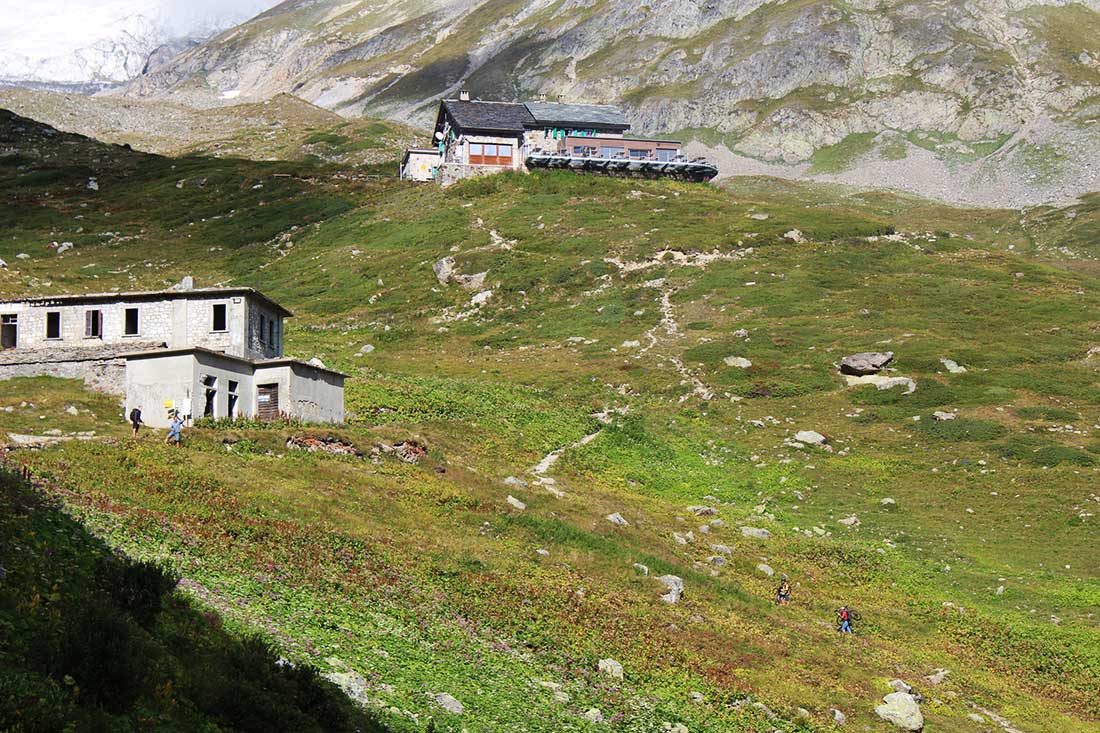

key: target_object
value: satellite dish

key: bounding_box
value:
[435,131,444,140]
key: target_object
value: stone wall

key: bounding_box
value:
[0,344,151,396]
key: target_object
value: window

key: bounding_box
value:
[227,380,239,419]
[268,319,275,350]
[600,146,625,159]
[629,148,650,160]
[1,314,17,350]
[469,141,513,166]
[124,307,139,336]
[45,312,61,340]
[212,303,227,332]
[259,314,267,344]
[84,310,102,339]
[656,148,677,162]
[573,145,597,157]
[201,374,217,418]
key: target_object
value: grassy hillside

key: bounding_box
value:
[2,109,1100,732]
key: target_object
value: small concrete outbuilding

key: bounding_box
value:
[0,281,345,427]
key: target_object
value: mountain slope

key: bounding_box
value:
[119,0,1100,205]
[3,108,1100,732]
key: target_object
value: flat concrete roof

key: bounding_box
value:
[1,287,293,317]
[121,346,349,378]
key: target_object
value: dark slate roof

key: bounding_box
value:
[440,100,535,133]
[524,101,630,130]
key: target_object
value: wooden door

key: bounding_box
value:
[256,384,279,421]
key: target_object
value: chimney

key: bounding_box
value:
[459,89,470,101]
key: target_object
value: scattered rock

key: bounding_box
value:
[875,692,923,731]
[378,440,426,464]
[840,351,894,376]
[431,692,464,715]
[924,668,949,685]
[748,213,770,220]
[757,563,774,577]
[358,344,375,355]
[832,708,848,725]
[65,405,79,416]
[454,271,488,291]
[940,358,967,374]
[838,515,860,527]
[433,257,456,284]
[536,548,550,557]
[967,713,986,723]
[995,585,1005,595]
[598,658,624,680]
[723,356,752,368]
[323,668,372,707]
[86,178,99,191]
[308,357,327,368]
[621,340,641,348]
[888,680,913,694]
[657,574,684,604]
[470,290,494,307]
[16,253,29,260]
[932,410,956,421]
[783,229,806,243]
[606,512,629,526]
[632,563,649,576]
[506,495,526,510]
[287,435,362,456]
[741,526,771,540]
[844,374,916,393]
[794,430,827,445]
[881,497,897,507]
[690,691,705,703]
[584,708,604,722]
[688,505,718,516]
[504,476,528,489]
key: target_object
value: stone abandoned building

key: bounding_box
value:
[0,282,345,427]
[400,93,718,184]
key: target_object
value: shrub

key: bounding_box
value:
[914,417,1008,442]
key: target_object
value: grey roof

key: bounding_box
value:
[1,287,293,317]
[440,100,535,133]
[524,101,630,130]
[123,346,349,378]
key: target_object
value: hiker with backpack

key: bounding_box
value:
[775,576,792,606]
[129,406,144,437]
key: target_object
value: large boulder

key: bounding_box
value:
[598,658,624,680]
[875,692,924,731]
[433,256,456,285]
[840,352,894,376]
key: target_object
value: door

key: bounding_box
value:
[256,384,279,421]
[0,315,17,350]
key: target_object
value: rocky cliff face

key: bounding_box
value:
[120,0,1100,205]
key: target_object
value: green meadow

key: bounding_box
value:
[1,108,1099,732]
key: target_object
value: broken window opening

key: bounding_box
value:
[45,312,61,340]
[212,303,227,332]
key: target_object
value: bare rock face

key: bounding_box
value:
[839,352,894,376]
